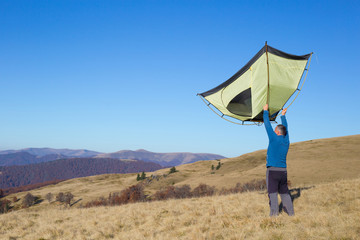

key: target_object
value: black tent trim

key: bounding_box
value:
[198,94,265,125]
[198,44,311,97]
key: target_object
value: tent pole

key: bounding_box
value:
[265,41,270,106]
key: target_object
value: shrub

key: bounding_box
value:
[216,161,221,170]
[0,199,11,213]
[0,189,3,198]
[174,185,192,199]
[218,187,231,195]
[56,192,65,202]
[153,184,192,201]
[169,167,177,174]
[135,172,146,181]
[56,192,74,205]
[22,193,36,208]
[85,198,107,208]
[118,184,145,204]
[107,192,120,206]
[85,184,145,207]
[192,184,216,197]
[240,179,266,192]
[220,179,267,195]
[83,179,267,208]
[154,186,176,200]
[45,193,53,202]
[64,192,74,206]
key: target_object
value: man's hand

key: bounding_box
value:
[281,108,287,115]
[263,104,268,111]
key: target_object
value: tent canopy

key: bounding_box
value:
[198,44,312,123]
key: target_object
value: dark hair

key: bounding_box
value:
[276,124,287,135]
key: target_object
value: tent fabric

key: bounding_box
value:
[198,44,311,123]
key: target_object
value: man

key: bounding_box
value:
[263,104,294,216]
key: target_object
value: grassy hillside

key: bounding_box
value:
[177,134,360,186]
[0,135,359,239]
[3,134,360,206]
[145,134,360,192]
[0,177,359,239]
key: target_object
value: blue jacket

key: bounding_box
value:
[263,110,289,168]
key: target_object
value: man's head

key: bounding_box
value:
[275,124,287,136]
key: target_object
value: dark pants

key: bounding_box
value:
[266,167,294,216]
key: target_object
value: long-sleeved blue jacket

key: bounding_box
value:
[263,110,289,168]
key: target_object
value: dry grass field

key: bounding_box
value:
[0,177,359,240]
[0,134,359,239]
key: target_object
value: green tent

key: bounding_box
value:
[198,43,312,124]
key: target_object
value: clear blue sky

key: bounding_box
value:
[0,0,359,157]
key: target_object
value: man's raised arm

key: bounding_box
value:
[263,104,275,139]
[280,108,288,129]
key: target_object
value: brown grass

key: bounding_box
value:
[145,134,360,191]
[0,177,359,240]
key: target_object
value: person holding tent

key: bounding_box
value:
[263,104,294,216]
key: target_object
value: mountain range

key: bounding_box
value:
[0,148,225,167]
[95,149,225,166]
[0,148,100,158]
[0,158,162,189]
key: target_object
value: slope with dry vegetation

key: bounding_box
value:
[0,134,359,239]
[0,178,359,240]
[1,134,359,208]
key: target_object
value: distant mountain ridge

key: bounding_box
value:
[95,149,225,166]
[0,148,101,158]
[0,148,225,167]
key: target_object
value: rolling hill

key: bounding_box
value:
[149,134,360,189]
[2,134,359,204]
[1,135,360,239]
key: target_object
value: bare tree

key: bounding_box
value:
[0,199,10,213]
[56,192,65,202]
[64,192,74,206]
[22,193,36,208]
[45,193,53,202]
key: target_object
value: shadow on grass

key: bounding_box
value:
[279,186,314,213]
[34,197,43,205]
[70,198,82,207]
